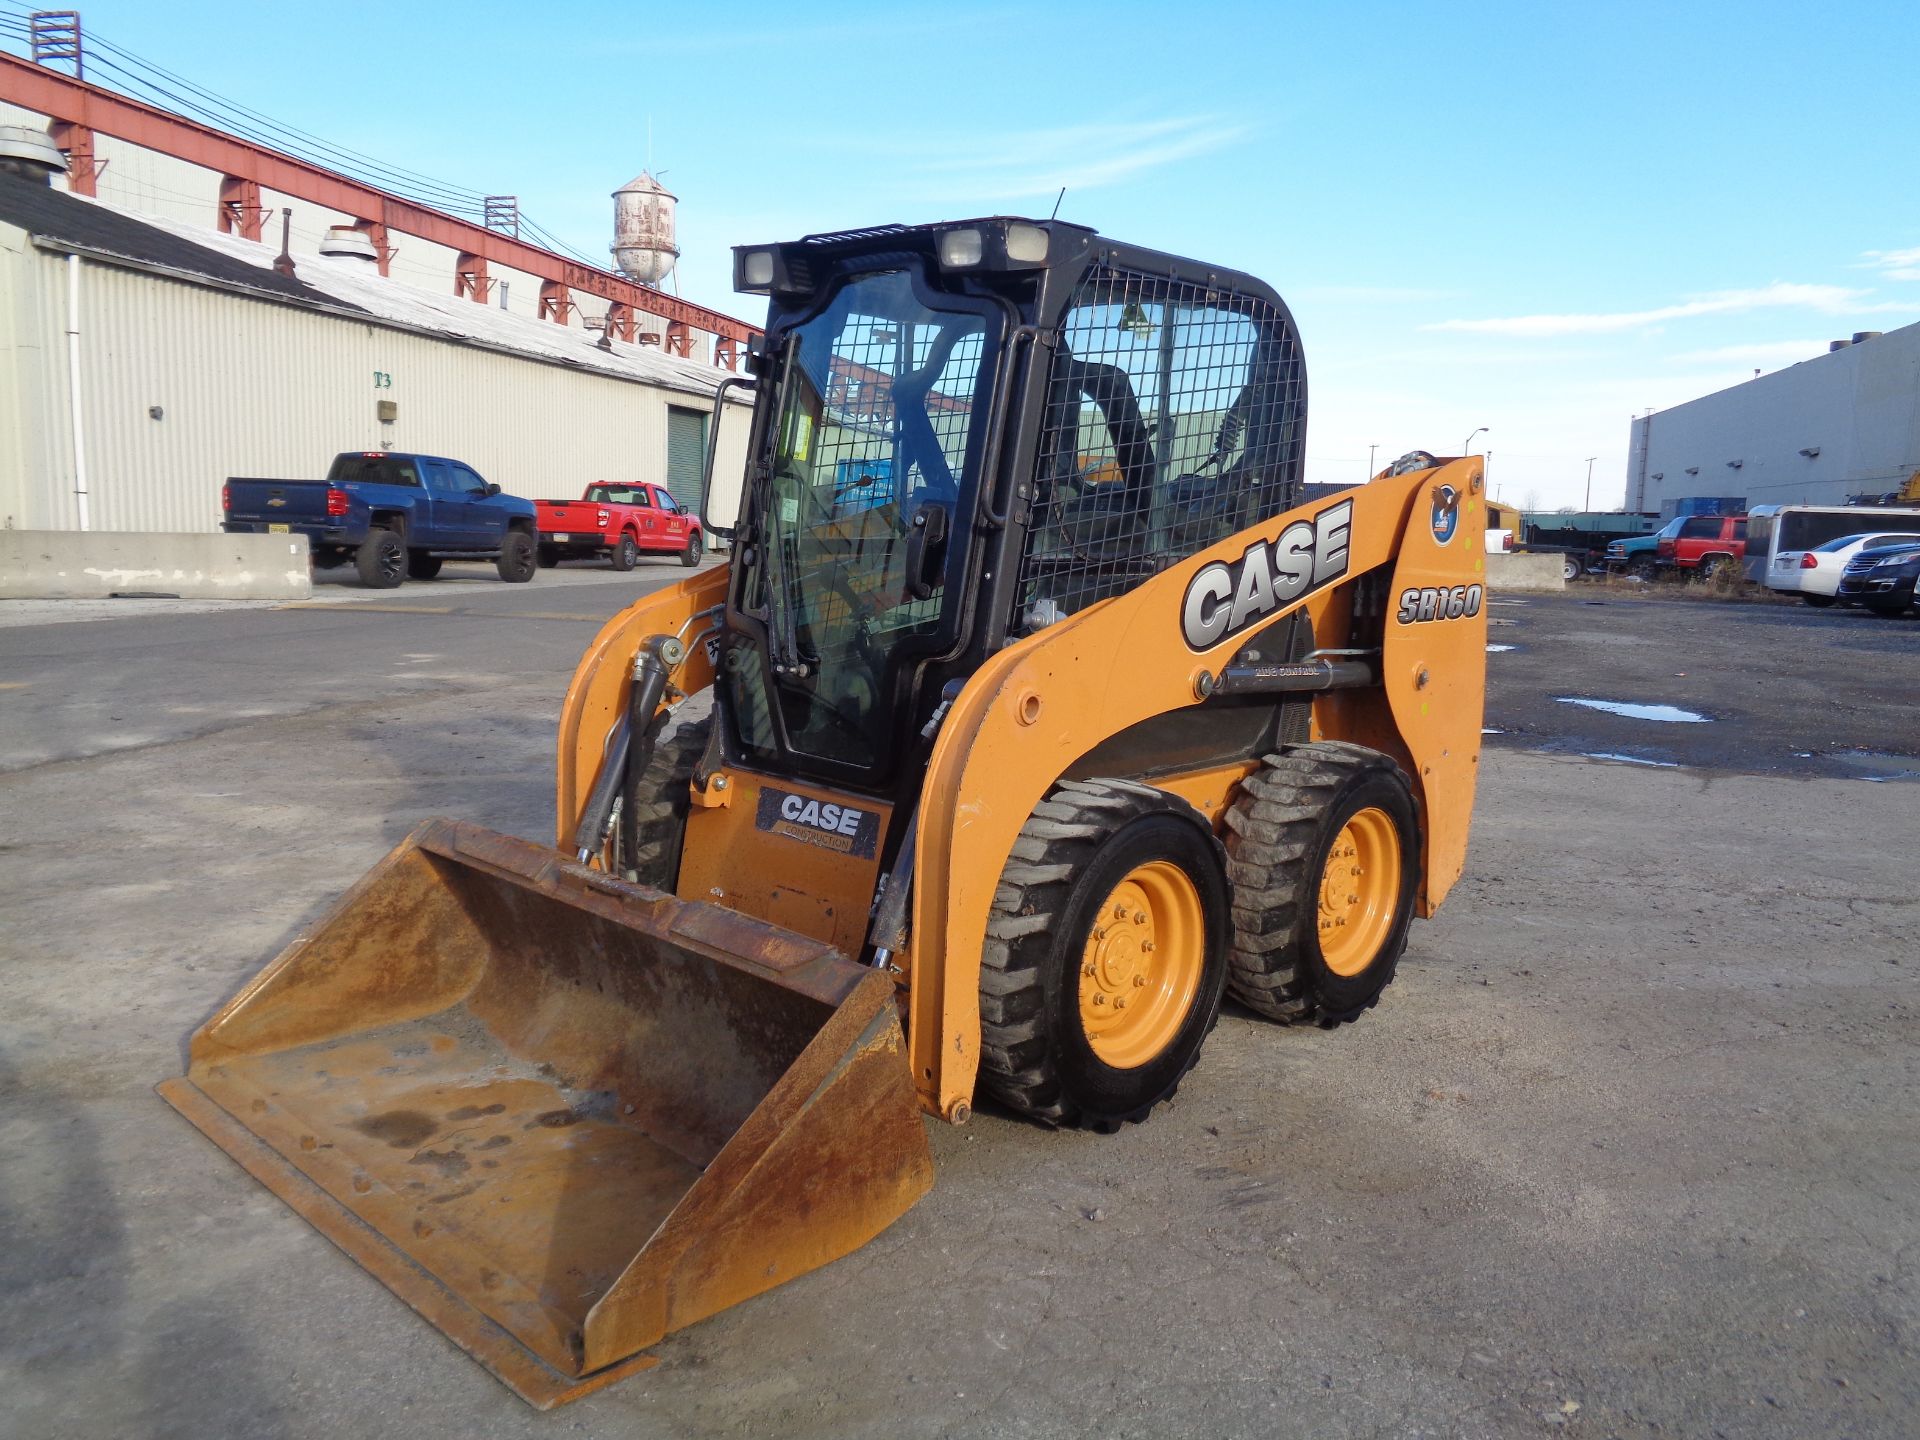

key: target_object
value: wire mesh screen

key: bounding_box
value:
[1014,266,1304,632]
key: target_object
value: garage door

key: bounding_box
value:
[665,407,708,514]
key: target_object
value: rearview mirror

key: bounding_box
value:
[486,483,501,497]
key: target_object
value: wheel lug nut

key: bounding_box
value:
[1133,911,1147,925]
[1093,993,1107,1006]
[1141,940,1155,953]
[1093,926,1107,941]
[1114,903,1128,919]
[1133,974,1146,987]
[1083,962,1097,977]
[1113,996,1127,1009]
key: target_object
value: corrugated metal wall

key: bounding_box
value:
[1,243,742,534]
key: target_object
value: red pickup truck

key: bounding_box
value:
[534,482,703,570]
[1656,513,1747,580]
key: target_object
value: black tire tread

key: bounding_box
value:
[979,777,1225,1129]
[1222,743,1412,1026]
[621,715,711,889]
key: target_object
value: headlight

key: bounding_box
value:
[736,248,777,292]
[937,228,984,269]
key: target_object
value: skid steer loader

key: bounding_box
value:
[160,217,1487,1407]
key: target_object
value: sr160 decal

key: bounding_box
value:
[1396,583,1483,624]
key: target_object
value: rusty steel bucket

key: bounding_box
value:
[157,819,933,1408]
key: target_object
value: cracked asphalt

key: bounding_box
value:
[1,578,1914,1438]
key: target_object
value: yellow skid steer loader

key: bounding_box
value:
[161,218,1487,1407]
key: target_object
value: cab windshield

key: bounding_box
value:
[730,269,997,771]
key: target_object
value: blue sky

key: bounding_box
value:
[11,0,1919,508]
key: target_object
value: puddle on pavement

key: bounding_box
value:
[1556,698,1710,723]
[1481,727,1504,735]
[1487,644,1515,653]
[1582,752,1680,768]
[1824,751,1920,783]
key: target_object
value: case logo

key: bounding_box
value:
[755,786,881,859]
[1181,500,1353,651]
[1430,484,1460,545]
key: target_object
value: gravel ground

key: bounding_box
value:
[0,585,1913,1439]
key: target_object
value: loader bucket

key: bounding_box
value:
[157,820,933,1409]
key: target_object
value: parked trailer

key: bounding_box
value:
[1746,504,1920,585]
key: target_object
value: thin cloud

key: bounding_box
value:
[1425,282,1875,337]
[1668,340,1828,365]
[1861,245,1920,281]
[880,116,1250,202]
[612,13,1009,55]
[1294,284,1458,304]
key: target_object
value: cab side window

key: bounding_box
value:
[1016,272,1303,626]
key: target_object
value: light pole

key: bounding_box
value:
[1584,456,1597,512]
[1463,426,1488,455]
[1368,443,1378,478]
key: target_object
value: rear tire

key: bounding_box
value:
[496,529,537,583]
[1801,593,1834,608]
[355,528,405,589]
[979,779,1230,1131]
[1562,554,1582,583]
[619,716,711,889]
[536,544,560,568]
[681,532,704,568]
[406,552,443,580]
[611,534,639,571]
[1223,743,1420,1026]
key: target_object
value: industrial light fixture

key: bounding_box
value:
[1726,459,1743,469]
[1684,466,1700,476]
[1117,301,1155,339]
[1650,472,1663,481]
[1799,446,1821,458]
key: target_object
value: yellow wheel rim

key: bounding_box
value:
[1317,807,1401,977]
[1077,860,1204,1070]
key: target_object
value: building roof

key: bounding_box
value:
[0,168,355,311]
[0,169,744,402]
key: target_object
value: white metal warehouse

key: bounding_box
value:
[1626,322,1920,516]
[0,166,751,535]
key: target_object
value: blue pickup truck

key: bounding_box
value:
[223,452,539,588]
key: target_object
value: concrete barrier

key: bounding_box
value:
[0,531,312,600]
[1485,552,1566,593]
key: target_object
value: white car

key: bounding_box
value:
[1771,532,1920,605]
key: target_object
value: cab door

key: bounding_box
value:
[651,485,691,546]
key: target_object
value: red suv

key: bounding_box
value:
[1656,514,1747,580]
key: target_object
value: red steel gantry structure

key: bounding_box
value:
[0,50,754,368]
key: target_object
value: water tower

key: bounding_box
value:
[611,171,678,287]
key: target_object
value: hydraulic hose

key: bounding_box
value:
[571,634,686,865]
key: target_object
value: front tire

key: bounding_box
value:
[979,779,1231,1131]
[355,528,405,589]
[1224,743,1420,1026]
[1627,556,1657,581]
[1866,597,1911,617]
[611,534,639,571]
[619,716,710,888]
[496,529,536,583]
[681,531,704,568]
